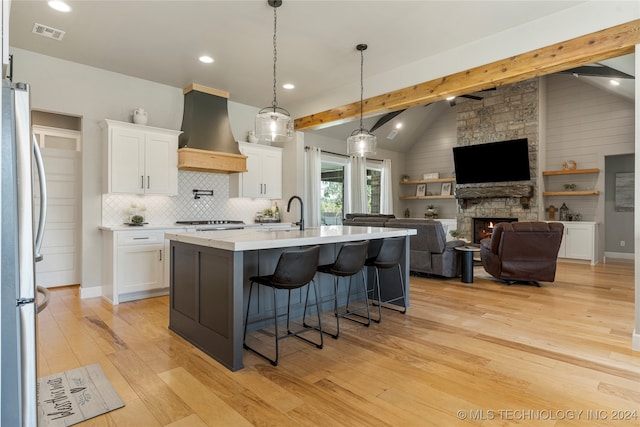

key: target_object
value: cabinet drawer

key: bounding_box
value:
[117,230,165,246]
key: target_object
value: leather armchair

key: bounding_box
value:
[480,221,564,285]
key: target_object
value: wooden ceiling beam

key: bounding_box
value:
[294,19,639,131]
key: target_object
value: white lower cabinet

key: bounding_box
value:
[102,228,182,304]
[557,221,597,265]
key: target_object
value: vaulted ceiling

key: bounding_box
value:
[8,1,637,151]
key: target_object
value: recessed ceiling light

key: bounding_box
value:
[395,122,402,129]
[199,56,214,64]
[48,1,71,12]
[282,83,295,90]
[609,79,620,86]
[446,96,456,101]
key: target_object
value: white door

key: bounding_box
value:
[33,126,82,288]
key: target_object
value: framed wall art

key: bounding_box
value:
[615,172,634,212]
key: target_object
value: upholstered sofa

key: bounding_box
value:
[480,221,564,284]
[385,218,464,278]
[342,215,463,277]
[343,213,396,226]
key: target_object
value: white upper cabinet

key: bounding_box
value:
[230,142,282,199]
[102,119,181,195]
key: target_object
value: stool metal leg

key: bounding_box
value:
[343,270,371,327]
[369,264,407,323]
[243,281,255,348]
[244,281,324,367]
[310,270,370,339]
[242,281,280,366]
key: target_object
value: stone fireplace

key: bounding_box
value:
[454,79,540,240]
[473,217,518,243]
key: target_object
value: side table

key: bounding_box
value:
[454,245,481,283]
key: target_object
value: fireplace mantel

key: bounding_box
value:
[455,184,533,209]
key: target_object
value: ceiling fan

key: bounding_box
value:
[369,88,494,133]
[446,87,497,106]
[446,93,483,107]
[557,64,634,79]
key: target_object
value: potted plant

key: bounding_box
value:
[126,203,146,225]
[425,204,437,219]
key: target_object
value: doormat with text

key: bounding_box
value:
[37,363,124,427]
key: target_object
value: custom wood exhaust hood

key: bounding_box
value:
[178,147,247,174]
[178,84,247,174]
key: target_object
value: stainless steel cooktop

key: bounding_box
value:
[175,220,245,225]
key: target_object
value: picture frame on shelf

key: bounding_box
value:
[441,182,452,195]
[416,184,426,197]
[423,172,439,180]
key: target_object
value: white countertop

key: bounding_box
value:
[99,223,293,232]
[165,225,417,252]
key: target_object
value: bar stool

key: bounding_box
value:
[365,236,407,322]
[311,240,370,339]
[243,245,322,366]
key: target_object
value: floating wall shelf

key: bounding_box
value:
[399,195,456,200]
[400,177,456,185]
[542,190,600,196]
[542,168,600,176]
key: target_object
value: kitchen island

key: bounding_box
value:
[165,225,417,371]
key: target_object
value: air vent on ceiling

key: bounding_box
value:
[386,129,399,140]
[32,23,65,41]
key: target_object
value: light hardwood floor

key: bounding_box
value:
[37,260,639,426]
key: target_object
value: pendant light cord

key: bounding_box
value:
[358,47,364,131]
[272,5,278,111]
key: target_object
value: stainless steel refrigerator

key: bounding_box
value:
[2,80,48,426]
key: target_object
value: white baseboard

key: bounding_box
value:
[80,286,102,299]
[633,329,640,351]
[604,251,634,261]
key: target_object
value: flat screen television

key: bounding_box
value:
[452,138,531,184]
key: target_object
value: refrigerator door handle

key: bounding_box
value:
[33,135,47,262]
[36,285,51,313]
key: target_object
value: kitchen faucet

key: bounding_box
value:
[287,196,304,231]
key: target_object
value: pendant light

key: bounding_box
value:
[255,0,293,143]
[347,43,377,157]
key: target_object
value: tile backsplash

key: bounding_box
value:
[102,170,273,226]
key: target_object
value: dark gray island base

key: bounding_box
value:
[166,226,415,371]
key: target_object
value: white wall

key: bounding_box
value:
[11,48,271,295]
[11,48,183,294]
[634,47,640,351]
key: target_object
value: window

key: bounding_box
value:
[320,153,381,223]
[320,157,345,225]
